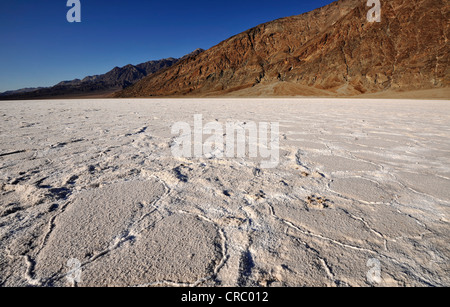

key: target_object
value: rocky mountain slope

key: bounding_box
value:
[116,0,449,97]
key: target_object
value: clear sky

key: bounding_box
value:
[0,0,335,92]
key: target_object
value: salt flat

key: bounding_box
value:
[0,98,449,287]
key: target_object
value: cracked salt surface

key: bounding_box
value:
[0,98,449,287]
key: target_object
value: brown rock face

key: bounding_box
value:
[117,0,449,97]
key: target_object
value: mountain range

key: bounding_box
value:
[1,0,448,100]
[0,49,204,100]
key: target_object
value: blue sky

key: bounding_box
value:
[0,0,335,92]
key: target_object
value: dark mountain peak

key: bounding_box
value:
[191,48,205,54]
[55,79,82,87]
[179,48,205,61]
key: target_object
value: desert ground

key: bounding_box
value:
[0,98,449,287]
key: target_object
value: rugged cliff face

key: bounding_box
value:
[117,0,449,97]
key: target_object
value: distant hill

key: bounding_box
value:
[116,0,449,98]
[0,48,204,100]
[0,87,45,97]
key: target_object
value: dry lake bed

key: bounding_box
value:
[0,98,449,287]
